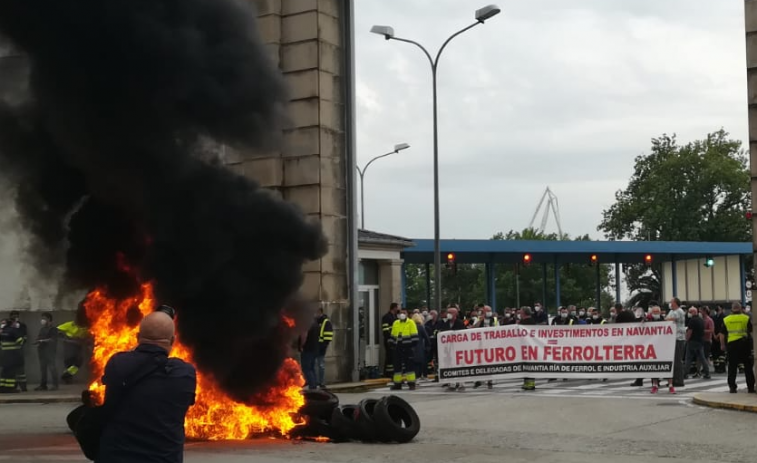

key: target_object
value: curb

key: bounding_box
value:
[692,396,757,413]
[0,395,80,405]
[327,381,388,394]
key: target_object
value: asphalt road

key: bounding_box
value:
[0,390,752,463]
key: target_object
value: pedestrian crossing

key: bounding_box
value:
[370,375,735,400]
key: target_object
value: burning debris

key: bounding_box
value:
[0,0,327,438]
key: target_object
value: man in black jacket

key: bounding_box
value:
[98,311,196,463]
[437,307,465,390]
[519,307,537,390]
[381,303,399,378]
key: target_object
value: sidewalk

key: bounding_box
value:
[0,379,389,404]
[0,384,81,404]
[693,392,757,413]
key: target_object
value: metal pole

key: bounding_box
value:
[744,0,757,380]
[515,264,521,308]
[595,263,601,309]
[541,263,547,311]
[359,170,365,229]
[615,259,621,304]
[432,65,442,313]
[554,259,561,309]
[425,263,431,306]
[671,255,677,298]
[342,0,360,383]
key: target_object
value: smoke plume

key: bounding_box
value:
[0,0,327,402]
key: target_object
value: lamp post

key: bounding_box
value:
[371,4,501,311]
[357,143,410,230]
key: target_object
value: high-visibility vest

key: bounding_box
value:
[723,313,751,343]
[390,319,418,347]
[319,318,333,344]
[57,321,88,339]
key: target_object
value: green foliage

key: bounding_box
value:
[403,228,614,314]
[598,129,751,305]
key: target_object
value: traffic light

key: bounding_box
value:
[704,256,714,268]
[523,253,532,267]
[644,254,653,266]
[589,254,598,267]
[445,252,457,274]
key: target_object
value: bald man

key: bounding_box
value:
[97,311,197,463]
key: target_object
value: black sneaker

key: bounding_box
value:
[730,388,738,393]
[473,381,482,389]
[703,375,711,380]
[631,379,643,387]
[34,385,48,391]
[389,384,402,391]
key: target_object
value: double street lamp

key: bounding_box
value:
[370,4,501,312]
[357,143,410,230]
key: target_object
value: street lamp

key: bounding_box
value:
[370,4,501,312]
[357,143,410,229]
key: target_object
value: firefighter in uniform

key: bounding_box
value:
[381,303,399,378]
[0,312,26,393]
[720,302,755,393]
[58,304,90,384]
[389,309,419,391]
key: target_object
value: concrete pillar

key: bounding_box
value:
[234,0,350,382]
[378,259,403,312]
[743,0,757,373]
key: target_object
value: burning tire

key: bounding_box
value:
[299,389,339,420]
[290,417,343,442]
[372,395,420,443]
[329,404,362,441]
[353,398,384,442]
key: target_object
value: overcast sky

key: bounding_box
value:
[354,0,748,240]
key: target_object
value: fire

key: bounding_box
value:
[85,283,305,440]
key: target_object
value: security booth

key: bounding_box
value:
[356,229,414,379]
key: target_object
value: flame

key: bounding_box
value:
[282,316,295,328]
[85,283,306,440]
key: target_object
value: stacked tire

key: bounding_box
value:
[292,390,420,443]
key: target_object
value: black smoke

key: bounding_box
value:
[0,0,327,402]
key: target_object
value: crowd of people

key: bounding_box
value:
[380,298,755,394]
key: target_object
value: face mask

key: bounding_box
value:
[422,311,428,317]
[560,313,567,318]
[0,323,5,329]
[652,314,661,320]
[570,311,576,316]
[592,315,598,320]
[535,306,541,312]
[610,312,616,318]
[41,319,48,326]
[505,313,511,318]
[446,314,453,321]
[398,313,407,321]
[517,314,522,320]
[485,312,492,318]
[579,311,585,316]
[636,311,643,318]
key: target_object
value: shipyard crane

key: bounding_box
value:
[528,187,563,236]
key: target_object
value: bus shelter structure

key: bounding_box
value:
[400,240,751,311]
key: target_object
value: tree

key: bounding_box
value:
[598,129,751,306]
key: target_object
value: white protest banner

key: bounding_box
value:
[437,322,676,381]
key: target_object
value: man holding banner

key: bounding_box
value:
[435,307,676,388]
